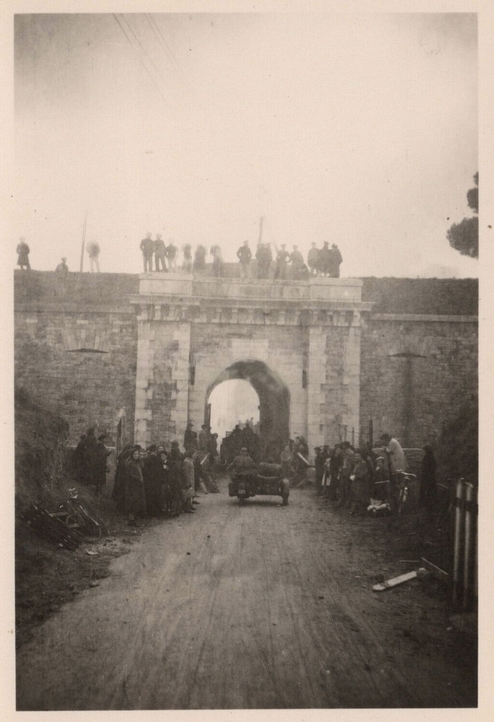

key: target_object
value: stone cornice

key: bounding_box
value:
[370,313,478,323]
[131,301,370,327]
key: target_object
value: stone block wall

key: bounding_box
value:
[359,316,478,448]
[14,308,137,446]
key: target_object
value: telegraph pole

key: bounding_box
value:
[79,209,88,273]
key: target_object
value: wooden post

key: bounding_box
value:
[463,483,475,610]
[258,215,264,245]
[369,419,373,447]
[79,209,88,273]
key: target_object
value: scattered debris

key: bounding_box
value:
[22,505,83,551]
[372,570,418,592]
[85,550,98,557]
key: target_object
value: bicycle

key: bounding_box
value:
[48,488,106,540]
[395,471,417,515]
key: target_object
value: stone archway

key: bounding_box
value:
[206,359,290,460]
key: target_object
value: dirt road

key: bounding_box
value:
[16,480,476,710]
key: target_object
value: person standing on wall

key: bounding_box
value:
[328,243,343,278]
[317,241,331,276]
[236,240,252,280]
[140,233,154,273]
[16,237,31,270]
[182,244,193,273]
[154,234,167,272]
[55,257,69,295]
[273,243,290,280]
[86,241,100,272]
[307,242,319,276]
[193,245,207,273]
[166,238,178,271]
[210,245,224,277]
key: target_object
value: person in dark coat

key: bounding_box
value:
[328,244,343,278]
[314,447,325,495]
[140,233,155,272]
[318,241,331,276]
[349,451,370,515]
[166,239,178,271]
[71,434,87,483]
[159,450,173,515]
[168,441,184,516]
[193,245,207,272]
[82,426,98,486]
[143,445,165,516]
[419,444,438,518]
[273,244,289,280]
[124,447,147,525]
[182,244,193,273]
[94,433,111,495]
[325,444,343,501]
[236,241,252,280]
[256,243,272,279]
[307,243,319,276]
[16,238,31,270]
[112,443,134,512]
[184,422,198,452]
[154,235,167,272]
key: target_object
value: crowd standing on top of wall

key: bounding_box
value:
[15,235,343,280]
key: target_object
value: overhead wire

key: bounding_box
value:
[112,13,168,103]
[119,14,174,98]
[145,13,190,88]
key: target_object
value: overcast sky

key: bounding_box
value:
[14,12,478,278]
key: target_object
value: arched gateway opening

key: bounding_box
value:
[206,360,290,461]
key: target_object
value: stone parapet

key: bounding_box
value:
[136,273,364,304]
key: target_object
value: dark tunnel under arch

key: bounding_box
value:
[205,359,290,460]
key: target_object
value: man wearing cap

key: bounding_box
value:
[154,234,167,272]
[379,433,408,476]
[274,243,290,280]
[184,422,198,452]
[198,423,211,454]
[228,446,256,472]
[55,257,69,279]
[328,243,343,278]
[236,240,252,280]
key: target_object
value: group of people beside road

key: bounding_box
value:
[312,433,437,517]
[112,439,215,526]
[71,426,112,495]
